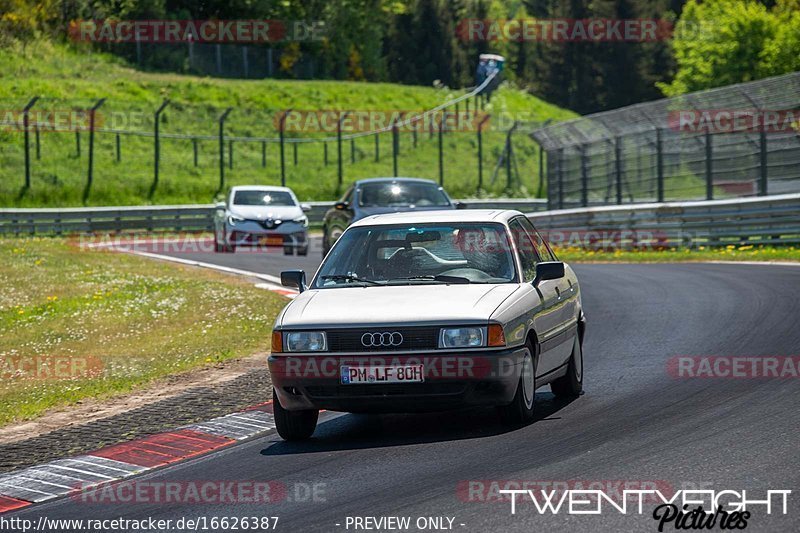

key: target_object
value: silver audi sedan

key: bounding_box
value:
[269,210,585,440]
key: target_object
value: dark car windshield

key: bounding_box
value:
[358,182,451,208]
[233,190,296,206]
[314,223,516,288]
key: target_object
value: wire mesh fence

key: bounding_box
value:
[531,72,800,209]
[0,74,551,206]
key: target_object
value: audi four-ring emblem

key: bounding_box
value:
[361,332,403,347]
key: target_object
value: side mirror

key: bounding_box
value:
[300,203,311,212]
[533,261,565,284]
[454,201,468,210]
[281,270,307,292]
[334,201,349,211]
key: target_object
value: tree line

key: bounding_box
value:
[1,0,798,114]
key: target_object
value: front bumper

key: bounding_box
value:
[225,221,308,248]
[268,347,526,412]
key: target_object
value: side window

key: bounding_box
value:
[518,217,556,262]
[509,219,539,281]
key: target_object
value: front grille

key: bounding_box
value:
[326,327,440,352]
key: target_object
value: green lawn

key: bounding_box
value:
[554,244,800,263]
[0,237,286,427]
[0,41,578,207]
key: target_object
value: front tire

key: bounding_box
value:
[550,334,583,398]
[273,389,318,441]
[498,343,536,425]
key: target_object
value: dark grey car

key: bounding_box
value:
[320,177,461,257]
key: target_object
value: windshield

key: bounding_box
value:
[233,190,296,206]
[358,182,451,208]
[314,223,516,288]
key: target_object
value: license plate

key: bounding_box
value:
[259,235,283,246]
[340,365,424,384]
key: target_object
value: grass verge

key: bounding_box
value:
[0,237,286,427]
[554,244,800,263]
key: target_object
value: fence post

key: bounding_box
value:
[324,142,328,166]
[337,112,350,192]
[581,144,589,207]
[292,142,297,166]
[76,131,81,157]
[392,119,399,177]
[504,121,518,191]
[537,145,545,199]
[374,134,379,162]
[261,141,266,167]
[557,148,564,209]
[758,130,768,196]
[350,138,355,164]
[278,109,291,187]
[150,99,170,199]
[477,115,491,192]
[704,131,713,200]
[217,107,233,195]
[22,97,39,190]
[438,113,444,185]
[614,136,623,205]
[84,98,106,204]
[116,133,121,163]
[656,128,664,202]
[35,126,40,160]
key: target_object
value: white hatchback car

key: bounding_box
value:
[214,186,310,255]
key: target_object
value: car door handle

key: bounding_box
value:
[555,287,561,298]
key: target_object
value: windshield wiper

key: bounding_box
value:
[319,274,383,286]
[388,274,472,284]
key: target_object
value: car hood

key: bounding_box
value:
[278,284,520,329]
[229,205,302,221]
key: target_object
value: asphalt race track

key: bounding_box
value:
[11,239,800,532]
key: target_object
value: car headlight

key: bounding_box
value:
[439,327,486,348]
[292,215,309,228]
[285,331,327,352]
[228,215,246,225]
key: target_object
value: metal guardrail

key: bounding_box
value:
[0,199,547,235]
[527,193,800,248]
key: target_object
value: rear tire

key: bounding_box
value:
[550,334,583,398]
[297,245,309,256]
[283,245,294,255]
[273,389,318,441]
[498,343,536,426]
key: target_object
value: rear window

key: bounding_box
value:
[358,182,450,208]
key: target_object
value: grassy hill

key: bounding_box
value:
[0,41,578,206]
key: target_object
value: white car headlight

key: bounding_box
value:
[439,327,486,348]
[293,215,309,228]
[285,331,327,352]
[228,215,246,225]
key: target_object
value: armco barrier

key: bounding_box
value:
[0,199,547,235]
[526,193,800,248]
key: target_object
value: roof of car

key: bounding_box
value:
[351,209,524,227]
[353,177,441,186]
[230,185,295,194]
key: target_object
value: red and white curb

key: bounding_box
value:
[0,403,277,514]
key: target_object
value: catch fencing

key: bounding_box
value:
[532,72,800,210]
